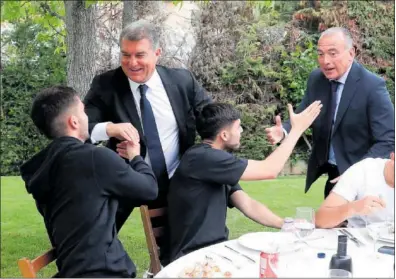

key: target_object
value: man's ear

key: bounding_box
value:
[68,115,78,129]
[349,45,356,58]
[155,47,162,58]
[220,130,229,142]
[391,152,395,161]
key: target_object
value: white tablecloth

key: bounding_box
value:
[155,229,394,278]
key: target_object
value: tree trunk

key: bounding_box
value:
[64,0,97,98]
[122,0,161,28]
[122,0,136,28]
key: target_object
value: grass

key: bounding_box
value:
[1,175,325,278]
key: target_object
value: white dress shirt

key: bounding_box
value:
[332,158,394,228]
[90,69,180,178]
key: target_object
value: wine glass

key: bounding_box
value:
[294,207,315,242]
[385,214,394,233]
[366,221,389,258]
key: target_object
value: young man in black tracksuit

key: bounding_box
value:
[20,86,158,277]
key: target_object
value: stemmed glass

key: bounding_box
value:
[366,220,389,259]
[293,207,315,243]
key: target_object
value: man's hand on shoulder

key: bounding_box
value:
[330,176,341,184]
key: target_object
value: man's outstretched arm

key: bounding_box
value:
[241,101,322,181]
[230,190,283,229]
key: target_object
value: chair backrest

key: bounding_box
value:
[140,205,167,277]
[18,248,56,278]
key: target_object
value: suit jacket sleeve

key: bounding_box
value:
[363,79,395,159]
[84,75,110,134]
[188,70,212,118]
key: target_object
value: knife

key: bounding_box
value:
[224,245,256,263]
[340,229,364,247]
[208,251,234,263]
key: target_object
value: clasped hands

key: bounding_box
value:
[107,122,141,161]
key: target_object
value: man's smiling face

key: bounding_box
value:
[120,38,161,83]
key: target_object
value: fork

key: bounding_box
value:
[207,251,242,269]
[224,245,256,263]
[340,229,362,247]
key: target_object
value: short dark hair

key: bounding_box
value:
[196,103,241,141]
[31,86,79,139]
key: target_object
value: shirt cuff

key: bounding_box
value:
[91,122,110,144]
[282,127,288,141]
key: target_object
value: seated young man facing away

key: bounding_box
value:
[167,101,322,261]
[20,86,158,278]
[315,153,394,228]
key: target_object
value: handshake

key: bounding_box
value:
[105,122,141,161]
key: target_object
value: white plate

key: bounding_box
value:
[237,232,300,252]
[158,250,243,278]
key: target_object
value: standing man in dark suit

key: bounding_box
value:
[84,20,210,264]
[265,27,394,198]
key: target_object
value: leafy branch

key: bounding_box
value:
[39,2,64,21]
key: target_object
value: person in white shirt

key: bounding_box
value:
[315,153,394,228]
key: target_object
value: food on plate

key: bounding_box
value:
[178,257,233,278]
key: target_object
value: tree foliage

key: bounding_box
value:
[2,1,66,54]
[1,22,66,175]
[0,0,394,174]
[190,0,394,162]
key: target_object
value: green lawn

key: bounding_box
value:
[1,175,325,278]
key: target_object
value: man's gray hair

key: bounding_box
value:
[320,27,354,50]
[119,20,160,49]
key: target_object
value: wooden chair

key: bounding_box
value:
[18,248,56,278]
[140,205,167,277]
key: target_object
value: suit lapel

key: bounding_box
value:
[315,74,332,135]
[156,66,186,135]
[332,62,360,135]
[113,68,144,137]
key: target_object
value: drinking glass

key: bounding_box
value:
[294,207,315,241]
[385,215,394,233]
[366,221,389,258]
[329,269,352,278]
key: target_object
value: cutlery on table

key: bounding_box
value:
[207,251,241,269]
[340,229,363,247]
[224,245,256,263]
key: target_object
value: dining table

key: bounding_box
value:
[155,228,395,278]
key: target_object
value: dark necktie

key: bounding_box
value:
[139,84,168,184]
[325,80,340,160]
[329,80,340,134]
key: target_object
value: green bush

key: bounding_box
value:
[196,1,394,164]
[1,22,66,175]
